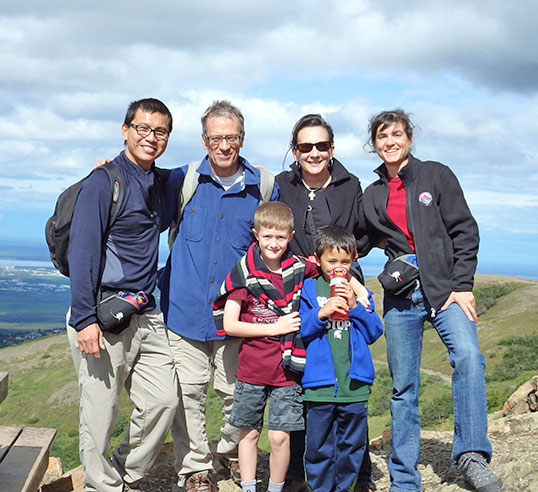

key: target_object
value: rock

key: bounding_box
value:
[502,375,538,416]
[39,457,63,486]
[370,427,391,451]
[39,465,84,492]
[489,411,538,434]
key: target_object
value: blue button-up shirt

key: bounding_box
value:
[159,156,278,341]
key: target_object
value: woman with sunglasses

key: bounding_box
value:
[359,109,504,492]
[276,114,364,269]
[276,114,374,492]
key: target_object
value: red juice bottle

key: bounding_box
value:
[329,267,349,321]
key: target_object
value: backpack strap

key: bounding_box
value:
[166,162,274,251]
[94,162,124,297]
[168,161,201,250]
[100,162,124,232]
[258,166,275,204]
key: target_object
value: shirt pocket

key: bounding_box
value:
[181,207,206,242]
[231,216,254,251]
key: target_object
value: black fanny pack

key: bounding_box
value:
[378,254,419,297]
[96,290,149,333]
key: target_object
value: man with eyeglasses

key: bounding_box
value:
[158,100,278,491]
[67,98,179,492]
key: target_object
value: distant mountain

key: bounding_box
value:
[0,240,51,262]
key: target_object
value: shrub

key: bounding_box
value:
[486,332,538,382]
[50,431,80,470]
[474,282,517,317]
[420,393,453,428]
[112,418,127,438]
[369,367,392,417]
[486,382,519,412]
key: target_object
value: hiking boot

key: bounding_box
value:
[457,452,505,492]
[123,483,142,492]
[111,455,143,492]
[219,456,241,483]
[185,472,217,492]
[229,459,241,483]
[282,479,308,492]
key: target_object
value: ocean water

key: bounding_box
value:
[1,258,536,281]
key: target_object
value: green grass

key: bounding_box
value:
[366,278,537,436]
[486,332,538,382]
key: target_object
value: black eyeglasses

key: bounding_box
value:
[204,133,242,146]
[129,123,170,141]
[295,141,332,153]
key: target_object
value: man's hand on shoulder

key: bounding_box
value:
[77,322,106,359]
[93,158,112,169]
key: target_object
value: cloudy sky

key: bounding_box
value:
[2,1,537,278]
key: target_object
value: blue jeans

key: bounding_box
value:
[384,287,492,492]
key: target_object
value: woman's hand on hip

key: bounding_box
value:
[441,291,477,323]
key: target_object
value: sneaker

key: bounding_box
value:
[185,472,217,492]
[457,452,505,492]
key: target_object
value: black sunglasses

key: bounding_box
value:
[295,141,332,153]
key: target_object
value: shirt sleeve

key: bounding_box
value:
[68,169,113,330]
[227,287,249,303]
[437,166,479,291]
[160,165,188,232]
[304,259,320,278]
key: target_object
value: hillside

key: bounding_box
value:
[0,274,536,475]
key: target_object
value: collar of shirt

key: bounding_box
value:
[196,155,262,187]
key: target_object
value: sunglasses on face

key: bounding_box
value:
[295,141,332,153]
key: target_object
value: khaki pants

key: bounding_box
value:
[167,332,241,483]
[67,309,179,492]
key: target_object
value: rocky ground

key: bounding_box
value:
[42,410,537,492]
[365,411,538,491]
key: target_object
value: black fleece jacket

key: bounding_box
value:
[359,154,479,313]
[276,158,363,257]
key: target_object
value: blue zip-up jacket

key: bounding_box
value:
[68,151,167,331]
[299,278,383,389]
[158,155,279,341]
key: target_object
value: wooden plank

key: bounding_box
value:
[0,426,22,463]
[0,372,8,405]
[0,427,56,492]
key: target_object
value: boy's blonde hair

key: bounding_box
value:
[254,201,294,231]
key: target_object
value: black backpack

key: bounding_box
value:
[45,162,124,277]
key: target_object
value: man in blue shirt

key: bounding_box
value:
[159,100,278,490]
[67,98,179,492]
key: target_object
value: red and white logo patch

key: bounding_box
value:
[418,192,433,206]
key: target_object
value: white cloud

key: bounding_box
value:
[1,1,538,253]
[469,190,538,208]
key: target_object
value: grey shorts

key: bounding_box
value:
[229,380,304,431]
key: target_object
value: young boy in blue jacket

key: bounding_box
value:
[299,225,383,492]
